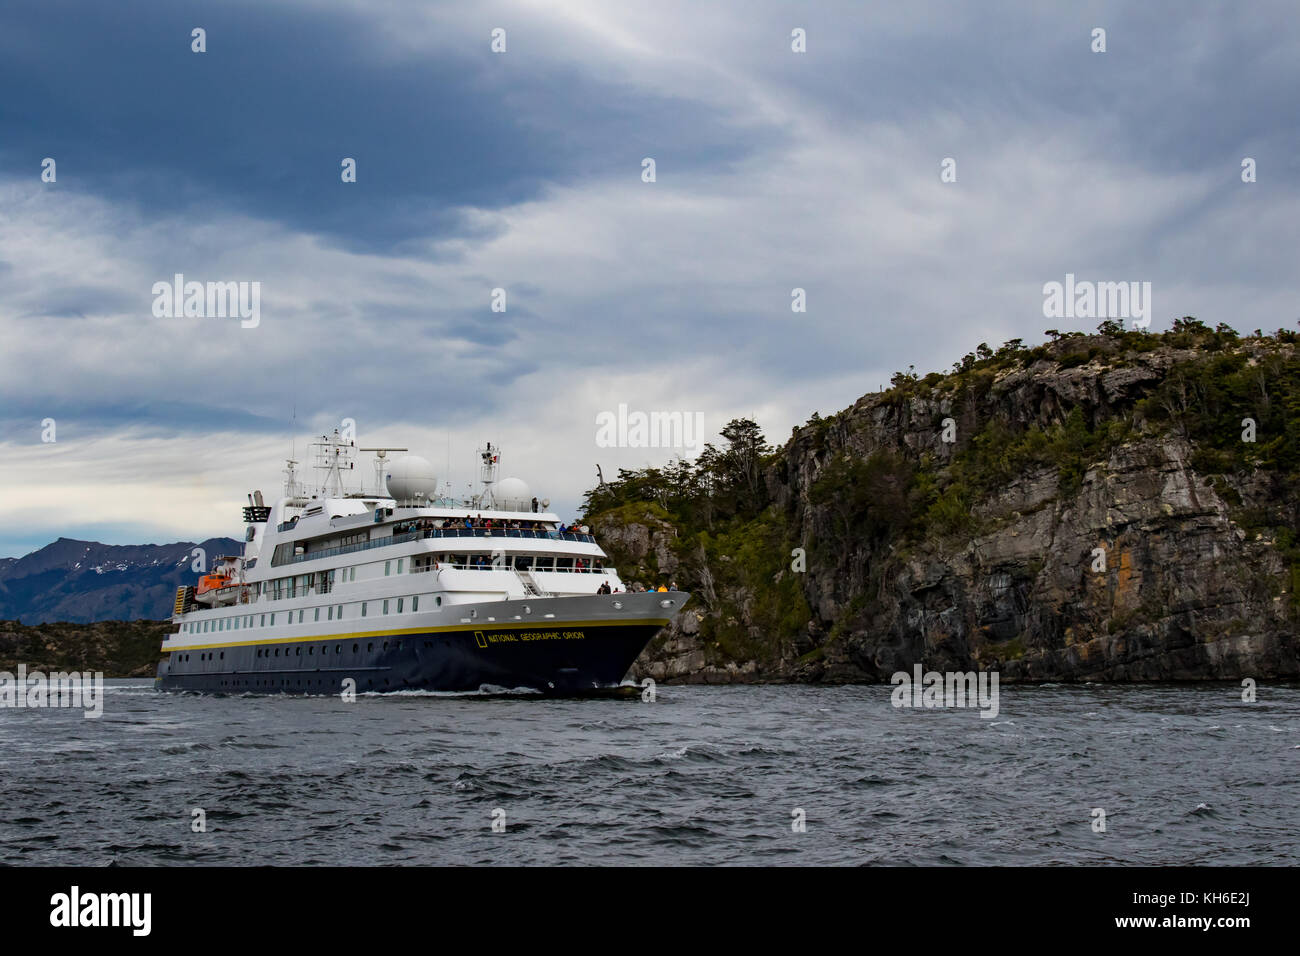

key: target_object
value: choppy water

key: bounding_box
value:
[1,681,1297,865]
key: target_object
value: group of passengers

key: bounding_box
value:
[460,515,549,533]
[597,581,677,594]
[395,516,553,535]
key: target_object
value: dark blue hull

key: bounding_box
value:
[155,620,665,695]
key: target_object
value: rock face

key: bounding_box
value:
[619,337,1300,683]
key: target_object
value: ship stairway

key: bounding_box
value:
[515,570,549,597]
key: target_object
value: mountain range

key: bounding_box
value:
[0,537,241,624]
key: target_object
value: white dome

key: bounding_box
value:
[491,476,532,511]
[385,455,438,503]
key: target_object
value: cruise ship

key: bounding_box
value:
[156,432,688,695]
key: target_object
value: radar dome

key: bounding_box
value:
[385,455,438,503]
[491,477,532,511]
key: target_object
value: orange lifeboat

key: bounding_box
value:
[196,572,232,595]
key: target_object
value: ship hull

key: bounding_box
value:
[156,593,684,696]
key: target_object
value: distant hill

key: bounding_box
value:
[0,537,241,624]
[0,619,172,677]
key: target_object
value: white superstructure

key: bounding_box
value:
[164,432,629,655]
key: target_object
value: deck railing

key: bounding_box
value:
[274,527,596,567]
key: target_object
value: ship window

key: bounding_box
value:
[350,567,357,582]
[328,606,334,621]
[314,608,320,621]
[261,615,266,626]
[337,605,342,618]
[412,596,419,612]
[295,647,301,656]
[361,602,367,617]
[220,652,225,660]
[383,641,389,650]
[397,598,403,613]
[308,646,313,655]
[298,610,305,623]
[383,600,389,615]
[368,643,373,652]
[270,613,276,625]
[397,558,403,574]
[436,596,442,607]
[385,560,391,576]
[274,648,280,657]
[353,644,359,653]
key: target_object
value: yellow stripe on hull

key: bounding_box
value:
[163,617,672,653]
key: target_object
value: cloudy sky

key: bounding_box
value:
[0,0,1296,557]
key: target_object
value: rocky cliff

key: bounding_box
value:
[589,323,1300,683]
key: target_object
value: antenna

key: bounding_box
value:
[359,447,408,496]
[475,441,500,506]
[310,428,357,497]
[283,457,301,500]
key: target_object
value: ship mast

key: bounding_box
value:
[359,447,408,496]
[474,442,499,507]
[310,429,357,497]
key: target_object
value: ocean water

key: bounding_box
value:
[1,681,1296,865]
